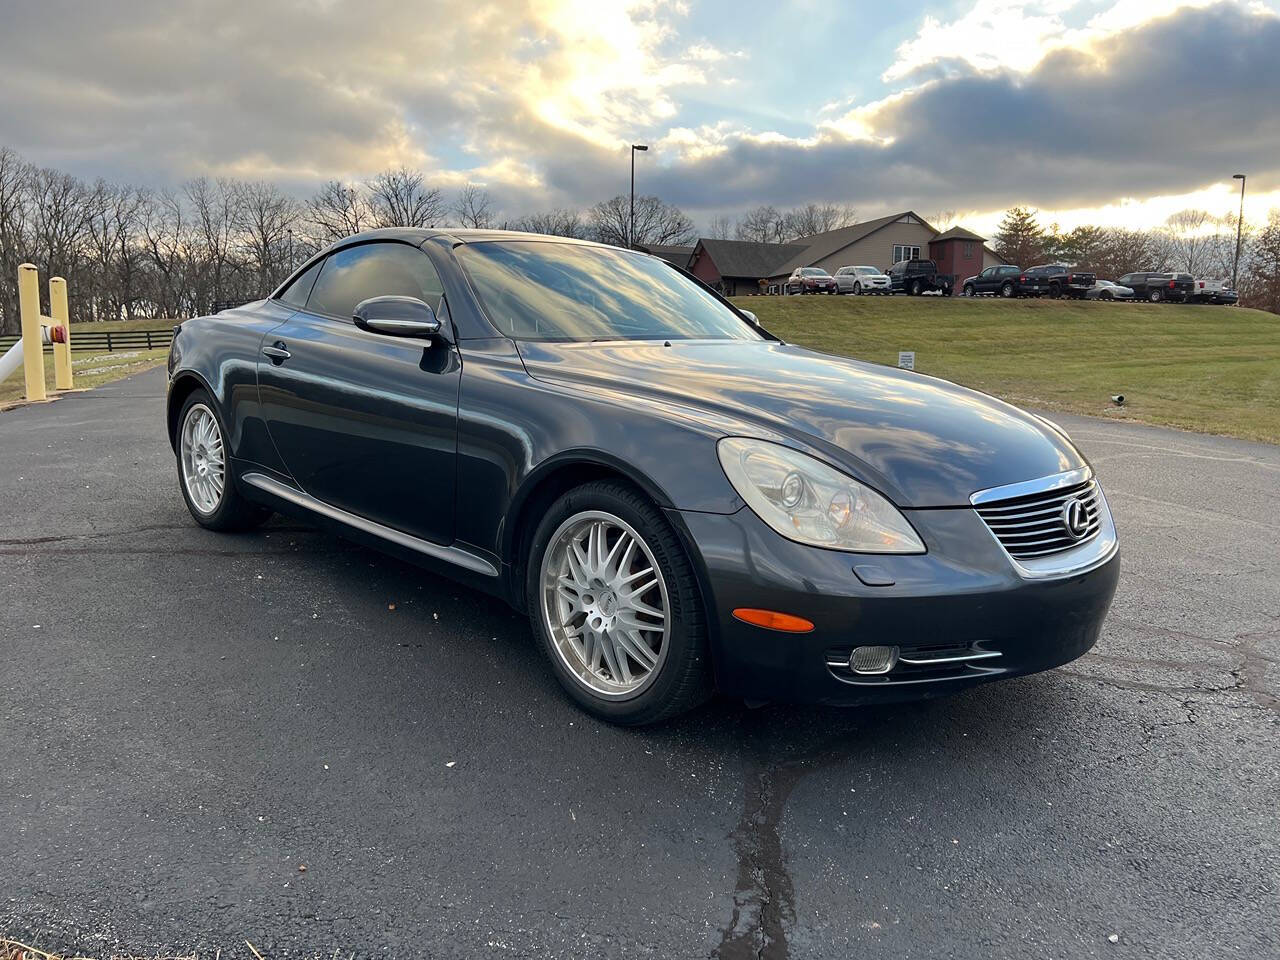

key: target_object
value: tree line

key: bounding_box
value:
[0,147,699,333]
[991,205,1280,311]
[3,143,1279,331]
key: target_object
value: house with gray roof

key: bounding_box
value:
[686,213,1006,294]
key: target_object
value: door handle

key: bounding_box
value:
[262,342,291,364]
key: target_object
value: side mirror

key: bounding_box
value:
[741,309,760,327]
[353,296,442,338]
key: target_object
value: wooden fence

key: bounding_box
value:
[0,327,175,355]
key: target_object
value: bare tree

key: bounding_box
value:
[236,180,300,296]
[186,177,243,313]
[1166,209,1213,274]
[307,180,372,243]
[704,214,733,239]
[0,148,35,333]
[85,179,147,321]
[366,167,445,228]
[453,184,495,228]
[735,205,784,244]
[588,194,696,248]
[504,208,586,238]
[779,203,858,240]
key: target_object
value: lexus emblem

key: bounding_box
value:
[1061,498,1089,540]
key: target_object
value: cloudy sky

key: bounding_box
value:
[1,0,1277,235]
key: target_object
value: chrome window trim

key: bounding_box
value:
[970,467,1119,580]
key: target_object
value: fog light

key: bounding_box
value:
[849,645,898,675]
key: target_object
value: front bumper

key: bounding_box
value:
[669,502,1119,706]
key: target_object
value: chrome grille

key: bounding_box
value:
[974,477,1102,560]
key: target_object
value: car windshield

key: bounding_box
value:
[456,240,763,343]
[800,268,829,276]
[855,266,878,275]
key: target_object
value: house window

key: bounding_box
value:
[963,241,974,258]
[892,244,921,263]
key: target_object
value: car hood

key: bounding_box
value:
[517,339,1085,508]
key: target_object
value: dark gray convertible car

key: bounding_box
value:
[167,228,1119,724]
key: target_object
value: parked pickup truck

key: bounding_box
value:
[887,258,953,296]
[1117,272,1195,303]
[1190,278,1238,304]
[1014,264,1096,299]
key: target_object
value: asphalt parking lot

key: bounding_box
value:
[2,367,1277,959]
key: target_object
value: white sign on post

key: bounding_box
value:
[898,350,915,371]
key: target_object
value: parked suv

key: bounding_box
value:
[1014,264,1096,299]
[962,264,1022,297]
[1117,272,1194,303]
[887,258,953,296]
[834,265,891,295]
[785,267,838,295]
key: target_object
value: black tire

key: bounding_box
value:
[963,284,975,297]
[1048,283,1061,299]
[526,480,713,725]
[910,279,922,296]
[1148,289,1163,303]
[1000,282,1015,298]
[1101,291,1112,301]
[853,282,862,295]
[176,388,272,532]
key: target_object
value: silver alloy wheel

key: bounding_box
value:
[540,510,670,700]
[180,402,225,516]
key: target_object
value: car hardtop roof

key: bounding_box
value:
[327,226,618,253]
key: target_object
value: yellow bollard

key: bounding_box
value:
[49,276,72,390]
[17,263,46,402]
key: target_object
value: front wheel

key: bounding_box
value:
[176,389,271,531]
[528,481,712,725]
[853,282,862,295]
[963,284,975,297]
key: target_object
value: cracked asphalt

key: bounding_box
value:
[2,367,1277,959]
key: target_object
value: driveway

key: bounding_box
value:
[1,368,1277,959]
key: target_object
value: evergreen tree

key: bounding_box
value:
[993,206,1047,267]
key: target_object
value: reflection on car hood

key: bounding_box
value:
[517,339,1084,507]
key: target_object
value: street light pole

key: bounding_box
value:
[630,144,648,249]
[1231,173,1246,291]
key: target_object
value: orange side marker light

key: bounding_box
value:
[732,608,815,633]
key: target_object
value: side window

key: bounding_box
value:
[305,242,445,320]
[276,260,322,308]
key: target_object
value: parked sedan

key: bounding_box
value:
[168,228,1119,724]
[1086,280,1134,301]
[834,265,891,295]
[785,267,838,295]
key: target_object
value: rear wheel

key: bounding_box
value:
[528,481,712,725]
[176,389,271,531]
[1148,289,1163,303]
[910,279,922,296]
[1000,282,1015,298]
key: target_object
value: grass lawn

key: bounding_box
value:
[734,295,1280,445]
[69,316,180,335]
[0,346,169,408]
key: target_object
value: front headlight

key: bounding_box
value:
[717,437,924,554]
